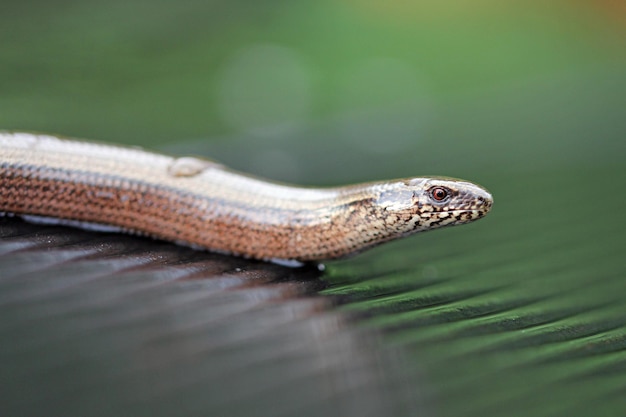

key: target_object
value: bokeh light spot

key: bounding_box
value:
[216,44,313,138]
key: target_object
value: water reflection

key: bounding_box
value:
[0,218,429,417]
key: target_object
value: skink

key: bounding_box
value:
[0,132,493,263]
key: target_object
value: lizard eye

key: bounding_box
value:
[430,187,449,202]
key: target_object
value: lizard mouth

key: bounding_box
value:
[449,209,490,221]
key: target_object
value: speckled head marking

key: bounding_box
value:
[374,177,493,238]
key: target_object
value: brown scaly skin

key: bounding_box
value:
[0,132,493,263]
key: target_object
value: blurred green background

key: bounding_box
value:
[1,1,625,416]
[2,0,624,178]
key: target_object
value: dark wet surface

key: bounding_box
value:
[0,218,427,417]
[2,163,625,417]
